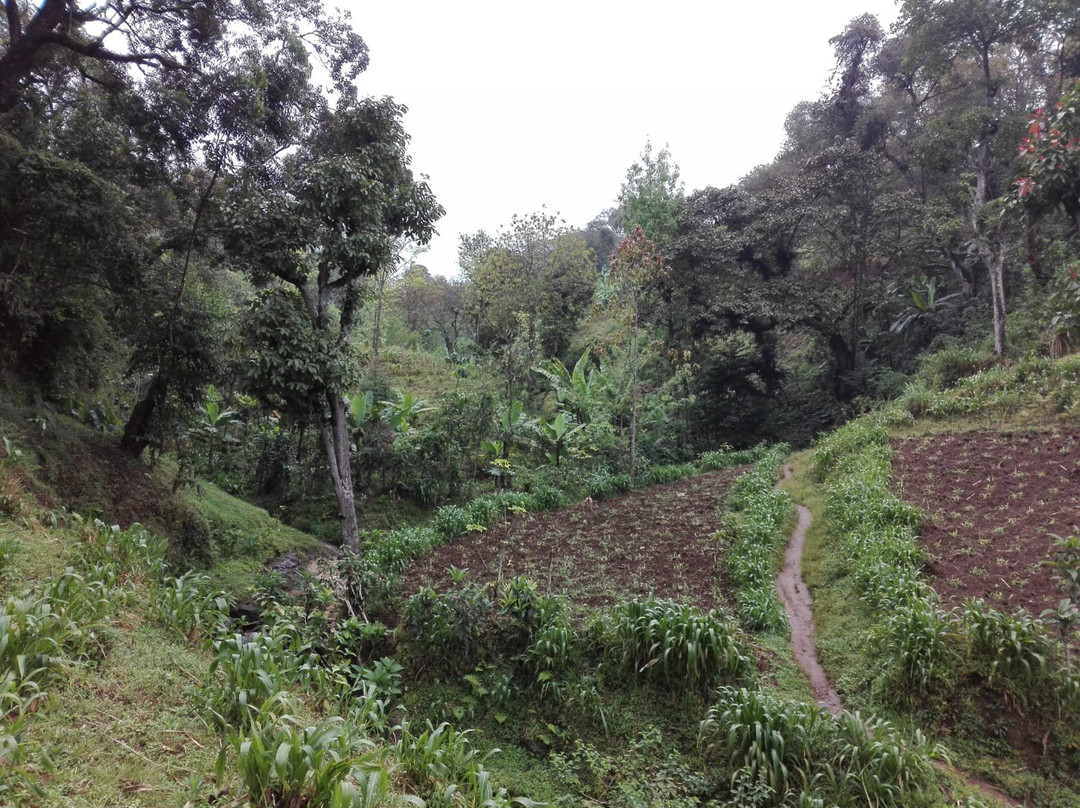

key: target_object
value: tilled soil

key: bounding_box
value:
[891,430,1080,615]
[403,469,744,610]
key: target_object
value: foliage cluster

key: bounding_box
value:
[699,686,940,808]
[721,446,793,631]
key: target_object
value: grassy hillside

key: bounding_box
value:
[788,354,1080,808]
[3,355,1078,806]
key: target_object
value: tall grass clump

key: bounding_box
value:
[722,445,792,632]
[700,687,939,807]
[612,597,753,689]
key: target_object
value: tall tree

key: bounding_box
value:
[607,226,665,482]
[618,141,684,249]
[224,98,443,552]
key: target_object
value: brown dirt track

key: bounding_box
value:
[403,469,744,610]
[891,430,1080,616]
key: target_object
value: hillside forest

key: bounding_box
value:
[2,0,1080,807]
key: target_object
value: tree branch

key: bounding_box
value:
[4,0,22,42]
[32,32,190,71]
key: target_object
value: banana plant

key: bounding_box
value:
[535,349,609,424]
[346,391,379,450]
[193,386,240,474]
[534,411,583,467]
[494,399,534,460]
[381,392,431,435]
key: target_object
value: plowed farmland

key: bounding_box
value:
[891,430,1080,615]
[404,469,744,609]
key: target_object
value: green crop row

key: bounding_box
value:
[814,416,1080,708]
[721,445,793,632]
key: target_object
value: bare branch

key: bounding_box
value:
[4,0,22,42]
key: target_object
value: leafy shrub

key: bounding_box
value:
[586,469,632,501]
[430,505,470,543]
[612,597,752,688]
[525,484,566,511]
[401,576,495,674]
[918,344,996,390]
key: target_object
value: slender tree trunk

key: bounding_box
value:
[322,392,360,553]
[973,219,1008,356]
[628,309,639,484]
[372,274,386,359]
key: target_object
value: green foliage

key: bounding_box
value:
[723,446,792,632]
[700,687,939,807]
[612,597,752,689]
[150,572,231,643]
[963,599,1052,700]
[874,597,952,695]
[205,632,290,728]
[402,577,495,675]
[221,697,392,808]
[394,719,538,808]
[697,443,777,471]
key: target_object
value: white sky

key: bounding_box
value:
[339,0,901,277]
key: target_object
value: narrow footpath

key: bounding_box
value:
[774,467,842,715]
[775,465,1026,808]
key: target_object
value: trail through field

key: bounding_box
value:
[775,466,842,715]
[780,465,1025,808]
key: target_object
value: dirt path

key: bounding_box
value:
[775,467,842,715]
[777,466,1026,808]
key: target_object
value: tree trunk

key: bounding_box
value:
[1025,224,1048,287]
[628,316,639,484]
[120,373,168,456]
[372,275,386,359]
[322,392,360,553]
[973,219,1008,356]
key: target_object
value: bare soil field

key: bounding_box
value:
[404,469,744,610]
[891,431,1080,615]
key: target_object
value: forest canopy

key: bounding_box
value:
[2,0,1080,549]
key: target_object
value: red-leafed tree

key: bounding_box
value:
[607,226,665,483]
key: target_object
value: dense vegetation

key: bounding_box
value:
[2,0,1080,806]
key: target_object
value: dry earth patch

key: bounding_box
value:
[404,469,744,610]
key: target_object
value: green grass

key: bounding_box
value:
[30,622,220,808]
[179,480,321,595]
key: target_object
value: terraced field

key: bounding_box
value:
[891,430,1080,614]
[404,469,743,609]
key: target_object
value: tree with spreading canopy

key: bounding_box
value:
[223,97,443,552]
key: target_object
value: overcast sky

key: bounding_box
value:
[341,1,901,277]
